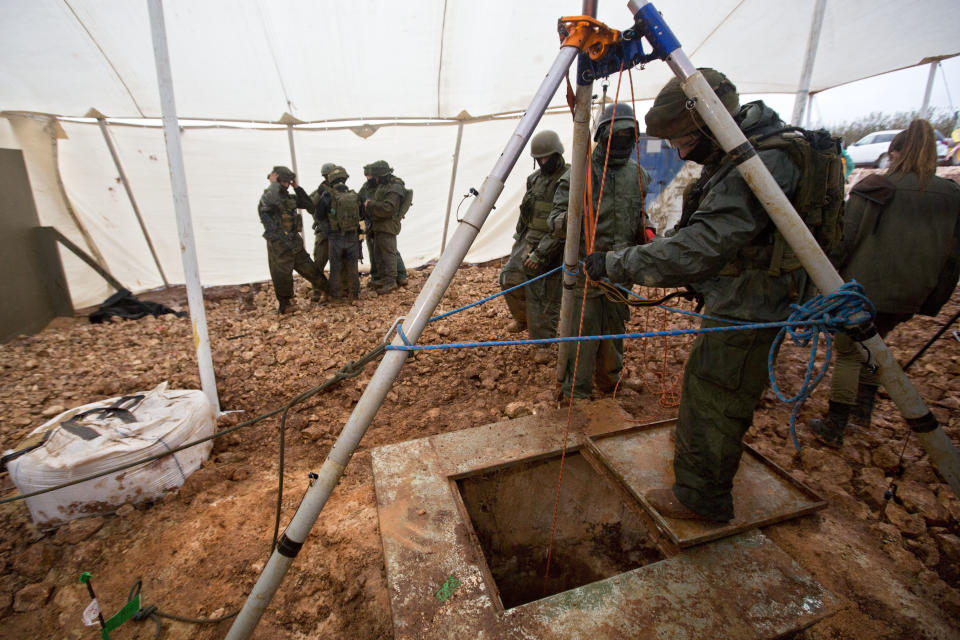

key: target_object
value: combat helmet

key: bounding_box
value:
[327,166,349,184]
[645,68,739,140]
[363,160,392,177]
[321,162,336,177]
[531,130,564,158]
[271,165,295,181]
[593,103,638,142]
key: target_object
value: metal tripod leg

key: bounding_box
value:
[224,44,581,640]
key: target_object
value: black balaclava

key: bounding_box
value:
[682,134,719,165]
[537,153,563,174]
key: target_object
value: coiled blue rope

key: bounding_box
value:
[768,280,876,450]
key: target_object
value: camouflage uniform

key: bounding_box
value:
[604,97,805,522]
[360,161,409,292]
[325,167,363,300]
[258,167,327,309]
[548,111,651,398]
[501,130,569,340]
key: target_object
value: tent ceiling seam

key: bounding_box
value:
[436,0,449,119]
[255,1,294,115]
[62,0,146,118]
[687,0,747,59]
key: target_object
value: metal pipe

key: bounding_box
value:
[147,0,220,415]
[440,121,465,253]
[286,123,298,175]
[557,0,598,381]
[96,117,169,288]
[791,0,828,126]
[225,44,580,640]
[921,61,937,119]
[556,82,595,381]
[627,0,960,496]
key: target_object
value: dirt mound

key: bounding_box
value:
[1,265,958,639]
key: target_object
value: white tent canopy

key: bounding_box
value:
[1,0,958,309]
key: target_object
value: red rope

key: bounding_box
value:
[542,63,625,596]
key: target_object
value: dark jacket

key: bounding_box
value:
[840,171,960,315]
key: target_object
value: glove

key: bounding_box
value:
[523,252,541,273]
[584,252,607,281]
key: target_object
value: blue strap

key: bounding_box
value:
[429,265,562,323]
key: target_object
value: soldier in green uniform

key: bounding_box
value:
[324,166,364,301]
[359,160,410,294]
[308,162,337,302]
[584,70,820,523]
[500,130,569,361]
[548,104,651,398]
[258,165,327,314]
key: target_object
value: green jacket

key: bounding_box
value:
[839,171,960,315]
[360,175,406,235]
[606,101,803,322]
[516,161,569,268]
[547,148,650,296]
[258,182,311,245]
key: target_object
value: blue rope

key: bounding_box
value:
[428,265,562,323]
[385,319,795,351]
[767,281,876,450]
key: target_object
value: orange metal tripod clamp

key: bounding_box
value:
[557,16,621,61]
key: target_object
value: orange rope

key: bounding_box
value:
[542,63,624,595]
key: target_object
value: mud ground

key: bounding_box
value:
[1,264,958,639]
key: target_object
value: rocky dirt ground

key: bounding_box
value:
[0,263,958,640]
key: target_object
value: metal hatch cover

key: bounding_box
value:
[371,402,836,639]
[587,420,828,548]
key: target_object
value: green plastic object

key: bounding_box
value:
[99,592,141,640]
[80,572,91,584]
[435,575,460,602]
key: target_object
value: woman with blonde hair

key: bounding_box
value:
[809,119,960,447]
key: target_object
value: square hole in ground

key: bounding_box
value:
[455,451,665,609]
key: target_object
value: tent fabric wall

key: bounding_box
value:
[1,1,957,122]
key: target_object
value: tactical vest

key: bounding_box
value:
[279,191,301,233]
[522,165,569,238]
[329,186,361,233]
[682,127,844,276]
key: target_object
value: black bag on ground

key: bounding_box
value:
[88,288,187,324]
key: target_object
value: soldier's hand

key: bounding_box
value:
[584,252,607,281]
[523,255,540,272]
[291,177,298,188]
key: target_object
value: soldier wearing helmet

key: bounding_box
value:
[359,160,410,294]
[498,129,569,363]
[547,104,652,396]
[323,166,364,301]
[305,162,340,303]
[258,165,328,313]
[582,69,814,523]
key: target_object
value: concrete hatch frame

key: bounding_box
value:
[371,400,837,639]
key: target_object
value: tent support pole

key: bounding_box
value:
[225,44,580,640]
[286,123,298,175]
[790,0,827,126]
[440,121,465,253]
[629,0,960,496]
[147,0,220,415]
[557,0,598,382]
[921,61,937,118]
[96,117,169,288]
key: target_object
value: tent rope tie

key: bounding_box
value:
[767,280,876,450]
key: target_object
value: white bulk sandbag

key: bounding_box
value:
[7,382,215,527]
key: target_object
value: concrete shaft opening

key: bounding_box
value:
[456,451,664,609]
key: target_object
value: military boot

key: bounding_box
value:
[808,401,853,448]
[277,299,295,315]
[850,384,879,427]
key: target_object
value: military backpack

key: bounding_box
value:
[683,127,845,276]
[329,186,361,233]
[396,178,413,219]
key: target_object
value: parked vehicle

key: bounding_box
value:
[846,130,901,168]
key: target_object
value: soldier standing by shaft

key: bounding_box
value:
[500,130,569,363]
[360,160,410,294]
